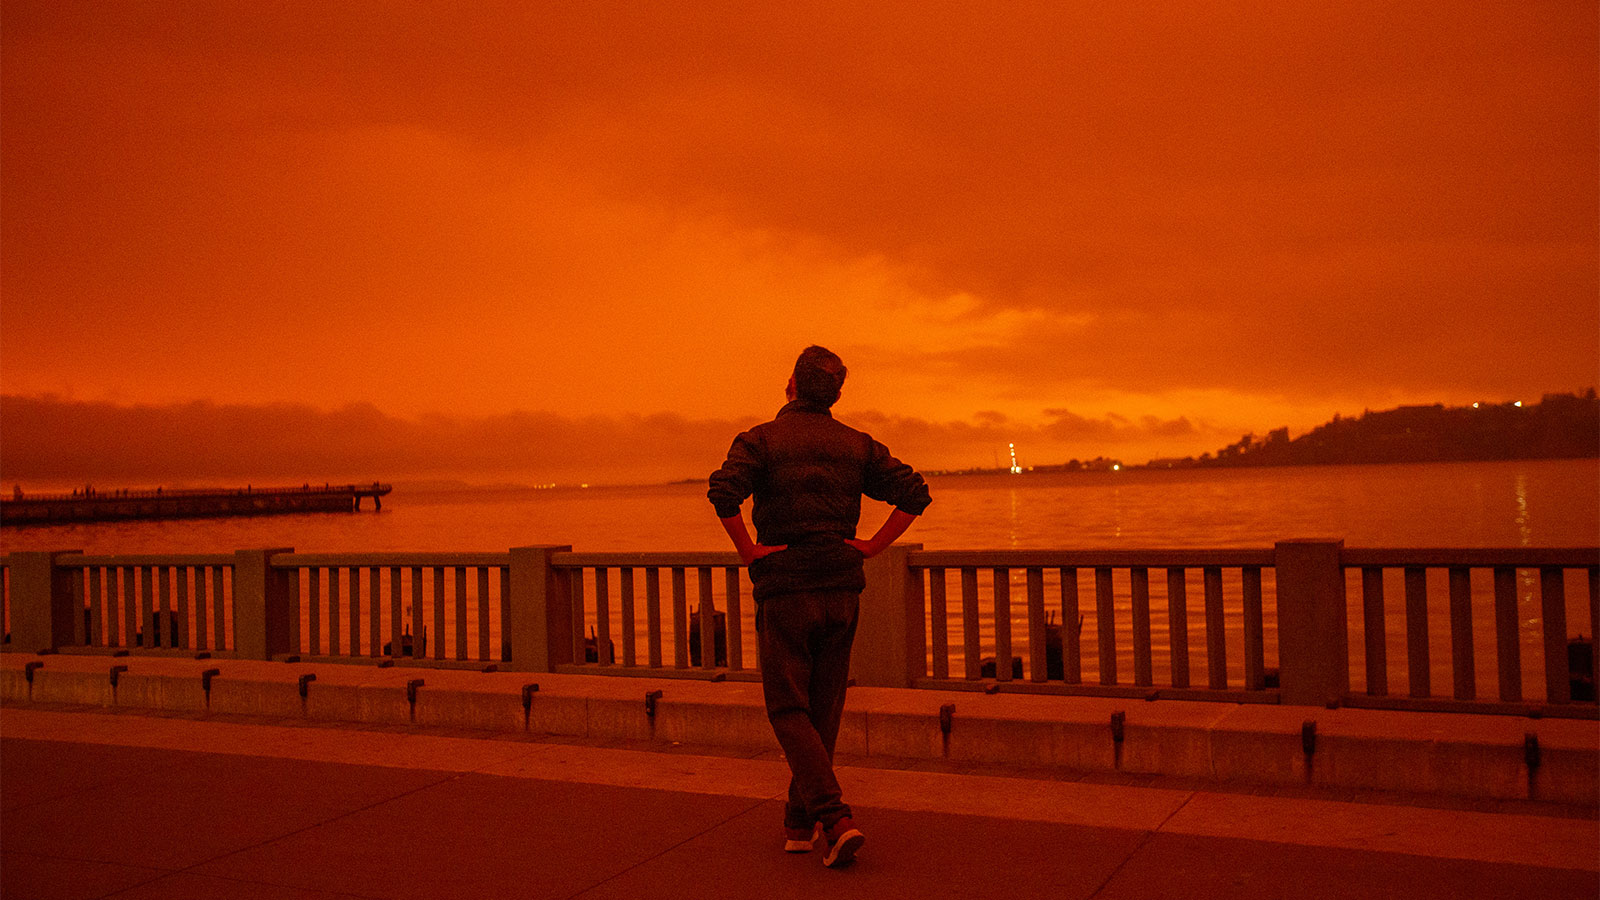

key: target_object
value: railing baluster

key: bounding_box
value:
[570,568,586,664]
[595,567,612,665]
[724,567,742,670]
[499,566,512,661]
[1492,566,1520,701]
[1242,566,1264,691]
[646,567,663,668]
[328,567,343,656]
[390,566,404,658]
[212,567,226,651]
[89,566,105,647]
[1165,567,1188,688]
[1204,566,1226,690]
[961,567,980,680]
[432,567,446,660]
[69,567,84,645]
[1404,566,1430,698]
[1095,567,1116,685]
[369,566,384,657]
[193,567,209,652]
[1026,567,1046,682]
[156,566,172,647]
[1061,567,1080,684]
[454,566,469,661]
[176,566,191,649]
[621,568,637,667]
[1540,567,1569,704]
[992,567,1012,682]
[347,567,361,656]
[1362,567,1387,695]
[476,567,490,661]
[929,568,949,680]
[416,563,428,656]
[671,567,689,668]
[1130,567,1151,686]
[1589,567,1599,651]
[120,566,136,648]
[697,566,715,668]
[139,566,154,648]
[1448,567,1475,700]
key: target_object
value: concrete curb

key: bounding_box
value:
[3,654,1594,806]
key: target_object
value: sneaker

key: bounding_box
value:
[784,822,822,853]
[822,818,865,868]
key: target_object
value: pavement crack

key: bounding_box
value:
[1084,790,1197,900]
[90,769,468,900]
[560,793,780,900]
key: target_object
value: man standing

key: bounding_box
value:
[708,346,931,868]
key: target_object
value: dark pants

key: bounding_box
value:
[758,588,860,831]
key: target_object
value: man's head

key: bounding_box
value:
[790,345,847,408]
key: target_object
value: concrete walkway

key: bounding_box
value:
[2,705,1595,900]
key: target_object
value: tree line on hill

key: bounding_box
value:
[1149,390,1599,470]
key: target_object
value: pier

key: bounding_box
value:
[0,482,392,525]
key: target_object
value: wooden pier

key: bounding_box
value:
[0,483,392,526]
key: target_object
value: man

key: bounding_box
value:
[708,346,931,868]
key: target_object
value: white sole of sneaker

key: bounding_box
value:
[823,829,864,867]
[785,823,822,853]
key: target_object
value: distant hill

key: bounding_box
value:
[1150,391,1599,470]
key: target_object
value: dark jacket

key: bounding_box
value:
[708,399,932,601]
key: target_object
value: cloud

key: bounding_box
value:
[0,394,1228,488]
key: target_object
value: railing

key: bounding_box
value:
[2,542,1594,717]
[270,553,510,665]
[910,550,1275,701]
[1341,548,1598,713]
[554,552,755,678]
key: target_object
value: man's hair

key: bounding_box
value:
[792,345,847,407]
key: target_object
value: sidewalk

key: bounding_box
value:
[2,705,1595,900]
[4,653,1596,807]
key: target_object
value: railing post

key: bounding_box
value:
[233,548,294,659]
[1274,539,1349,706]
[7,550,83,652]
[852,543,924,688]
[507,545,574,672]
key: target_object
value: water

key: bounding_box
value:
[4,458,1595,554]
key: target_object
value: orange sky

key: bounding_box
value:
[2,2,1596,485]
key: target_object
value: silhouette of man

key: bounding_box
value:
[708,345,931,868]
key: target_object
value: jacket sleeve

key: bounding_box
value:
[862,438,932,515]
[707,430,763,519]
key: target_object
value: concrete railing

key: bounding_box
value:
[2,541,1595,717]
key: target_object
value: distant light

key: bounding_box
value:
[1112,464,1121,471]
[581,483,590,488]
[1514,401,1523,407]
[1472,402,1479,409]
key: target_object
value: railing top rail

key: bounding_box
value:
[1342,547,1600,568]
[71,553,238,567]
[271,552,510,568]
[555,551,742,568]
[909,549,1275,568]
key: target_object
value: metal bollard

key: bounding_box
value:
[298,673,315,698]
[1110,710,1126,743]
[109,665,128,688]
[645,689,663,719]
